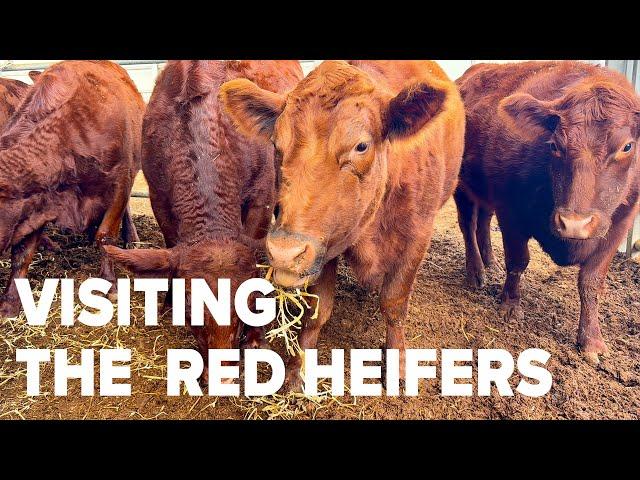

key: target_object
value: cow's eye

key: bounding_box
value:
[355,142,369,153]
[622,142,633,153]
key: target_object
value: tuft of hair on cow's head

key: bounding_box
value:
[499,93,560,140]
[218,78,286,140]
[24,70,77,122]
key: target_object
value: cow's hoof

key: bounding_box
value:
[485,260,504,274]
[282,371,303,394]
[40,235,61,252]
[241,328,268,350]
[582,352,601,366]
[465,268,486,289]
[579,338,609,366]
[499,301,523,322]
[0,300,21,318]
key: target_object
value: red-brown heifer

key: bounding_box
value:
[220,60,465,390]
[104,61,303,382]
[0,61,144,317]
[455,61,640,364]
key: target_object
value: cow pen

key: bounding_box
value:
[0,60,639,420]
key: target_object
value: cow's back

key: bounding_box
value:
[2,61,144,164]
[457,61,606,119]
[0,61,144,232]
[142,60,302,245]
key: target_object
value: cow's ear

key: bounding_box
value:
[28,71,42,82]
[103,245,174,277]
[219,79,285,139]
[383,83,447,140]
[500,93,560,139]
[27,71,77,121]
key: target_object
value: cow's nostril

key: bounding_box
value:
[293,245,308,264]
[559,214,593,229]
[556,213,596,239]
[267,239,307,266]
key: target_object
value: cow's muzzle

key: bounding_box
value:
[266,229,325,288]
[553,209,601,240]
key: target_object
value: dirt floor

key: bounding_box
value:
[1,174,639,419]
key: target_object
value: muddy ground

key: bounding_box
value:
[1,180,639,419]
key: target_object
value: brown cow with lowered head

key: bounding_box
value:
[103,61,303,380]
[0,60,143,317]
[221,60,465,390]
[455,61,640,364]
[0,77,30,131]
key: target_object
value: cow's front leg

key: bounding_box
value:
[0,229,43,318]
[454,187,485,288]
[380,223,435,380]
[283,258,338,392]
[380,261,423,380]
[120,204,139,246]
[498,222,530,322]
[96,187,130,299]
[577,246,618,365]
[477,206,499,271]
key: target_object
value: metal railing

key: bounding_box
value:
[0,60,166,72]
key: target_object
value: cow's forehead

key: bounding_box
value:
[276,64,382,147]
[558,81,638,127]
[276,95,380,151]
[560,115,633,144]
[285,61,376,112]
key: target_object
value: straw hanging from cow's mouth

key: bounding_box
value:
[257,264,319,357]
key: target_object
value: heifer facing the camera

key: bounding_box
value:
[221,60,465,390]
[104,60,303,380]
[0,78,30,131]
[455,61,640,364]
[0,61,143,317]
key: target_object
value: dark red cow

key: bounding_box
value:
[104,61,303,380]
[0,61,144,317]
[455,61,640,364]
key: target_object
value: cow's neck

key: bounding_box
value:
[174,97,244,243]
[343,157,406,288]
